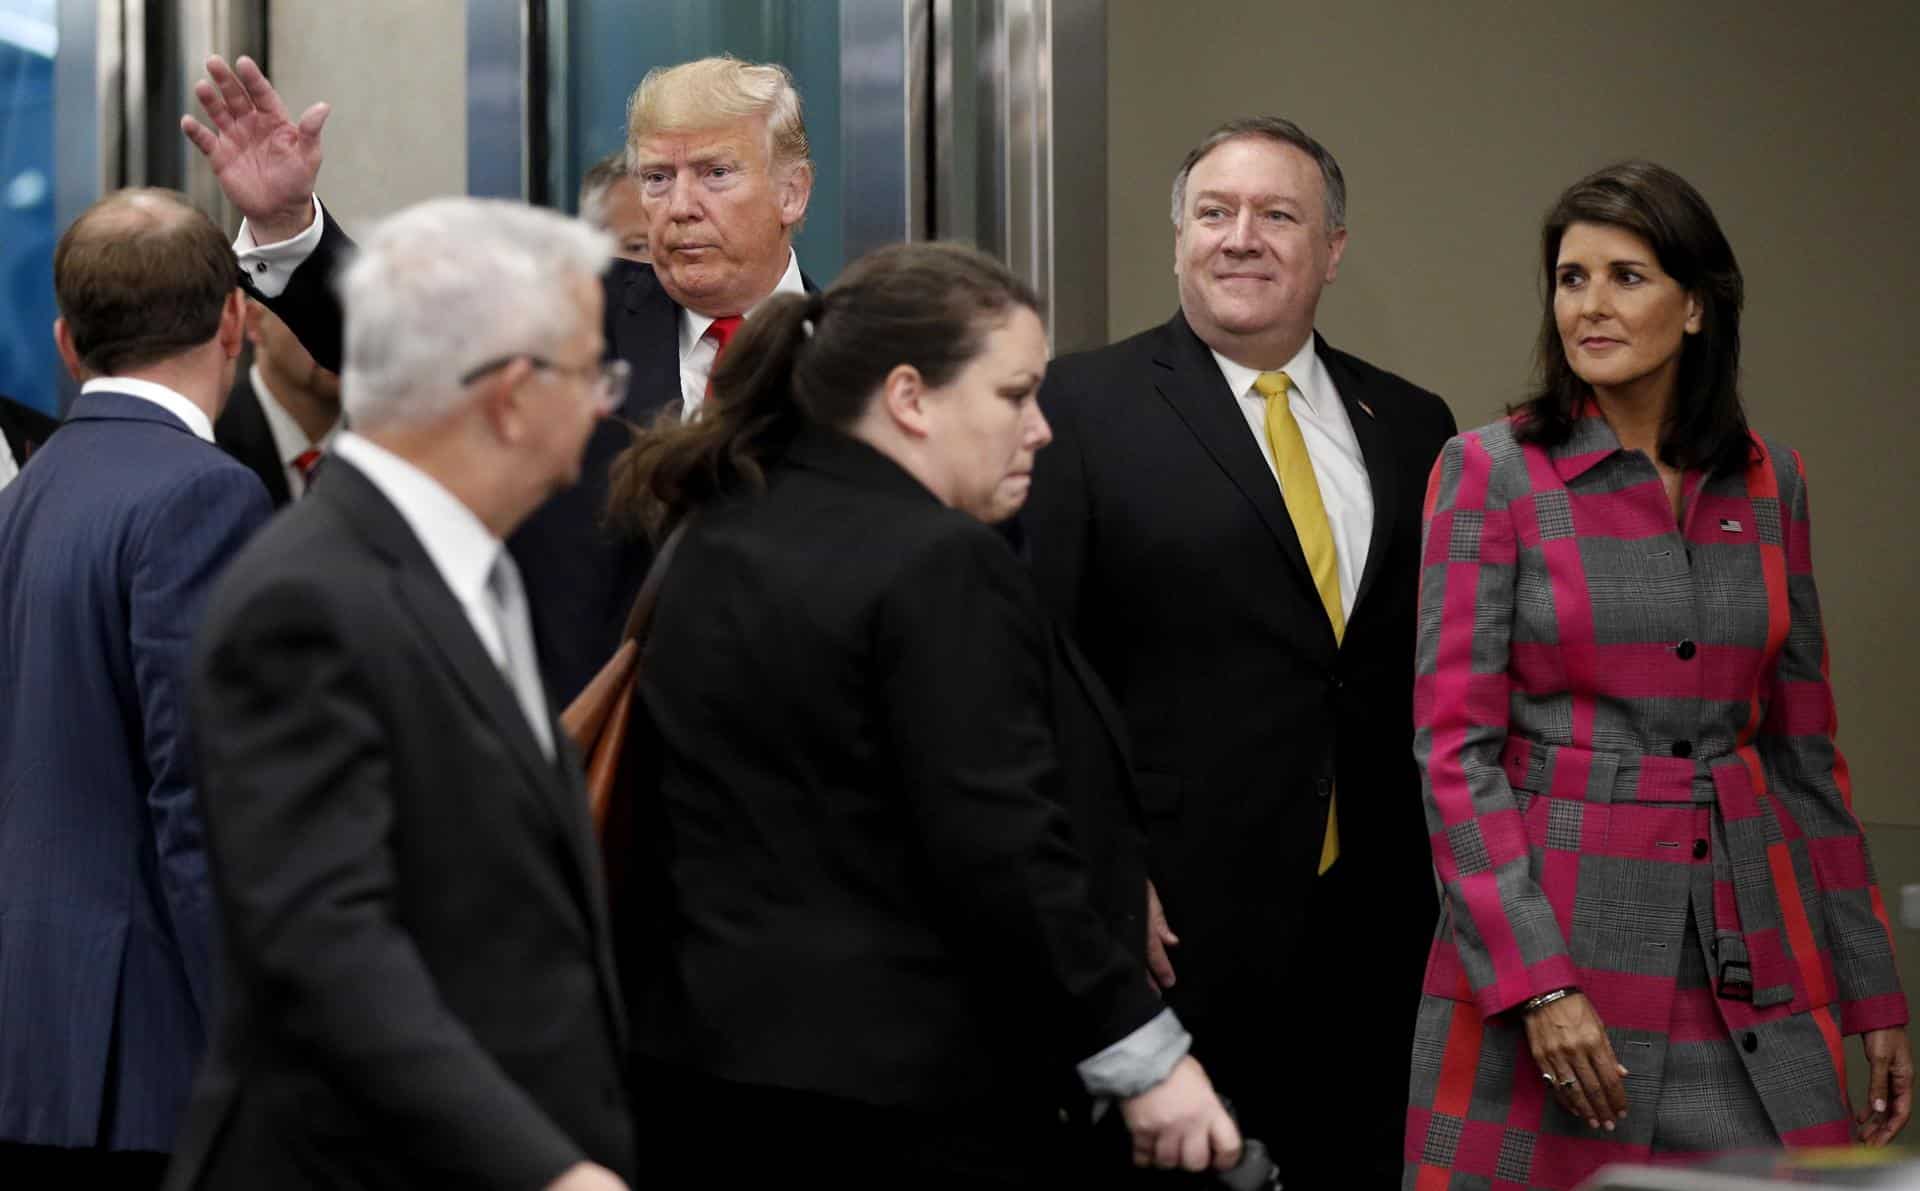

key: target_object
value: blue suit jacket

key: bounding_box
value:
[0,390,270,1151]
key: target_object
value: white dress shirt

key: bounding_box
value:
[250,365,334,499]
[677,250,807,418]
[1212,337,1373,618]
[328,432,516,673]
[0,430,18,491]
[82,377,215,443]
[233,196,328,299]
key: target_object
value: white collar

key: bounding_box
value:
[678,249,807,358]
[328,431,502,610]
[81,376,215,442]
[249,364,335,466]
[1209,335,1329,415]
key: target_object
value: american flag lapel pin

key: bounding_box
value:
[1720,518,1743,533]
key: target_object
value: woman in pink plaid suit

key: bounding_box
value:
[1403,162,1911,1190]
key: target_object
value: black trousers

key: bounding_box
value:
[631,1060,1082,1189]
[0,1142,169,1190]
[1169,861,1425,1191]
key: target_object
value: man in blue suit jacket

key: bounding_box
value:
[0,189,270,1184]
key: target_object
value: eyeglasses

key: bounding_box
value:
[459,354,631,415]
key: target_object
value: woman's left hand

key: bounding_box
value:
[1858,1026,1913,1145]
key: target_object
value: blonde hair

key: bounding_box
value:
[625,56,810,173]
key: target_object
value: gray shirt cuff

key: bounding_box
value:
[1076,1007,1191,1099]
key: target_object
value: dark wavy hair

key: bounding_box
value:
[1512,161,1751,475]
[606,241,1040,538]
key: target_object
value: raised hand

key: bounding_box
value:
[180,54,329,243]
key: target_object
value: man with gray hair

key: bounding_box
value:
[164,198,635,1191]
[1023,116,1456,1187]
[183,52,817,706]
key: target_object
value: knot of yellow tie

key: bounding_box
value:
[1253,370,1292,401]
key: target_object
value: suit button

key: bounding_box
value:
[1671,740,1693,759]
[1315,777,1333,799]
[1692,838,1708,859]
[1676,639,1697,660]
[1742,1032,1759,1054]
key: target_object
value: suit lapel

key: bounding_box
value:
[1319,337,1399,619]
[317,460,602,894]
[1149,314,1321,609]
[614,265,685,421]
[216,382,292,507]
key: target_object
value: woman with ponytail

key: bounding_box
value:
[610,242,1240,1188]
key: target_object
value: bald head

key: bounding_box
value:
[55,188,241,375]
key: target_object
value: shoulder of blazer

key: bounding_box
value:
[1039,316,1181,431]
[1317,335,1446,413]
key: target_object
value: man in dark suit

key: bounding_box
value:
[215,299,341,507]
[183,53,816,704]
[1022,117,1458,1188]
[0,391,59,489]
[0,189,271,1185]
[165,198,633,1191]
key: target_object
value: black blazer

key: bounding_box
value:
[165,458,634,1190]
[257,209,817,705]
[0,392,58,469]
[214,370,293,508]
[626,427,1161,1110]
[1022,312,1455,1039]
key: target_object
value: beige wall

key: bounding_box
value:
[1110,0,1919,1003]
[267,0,466,235]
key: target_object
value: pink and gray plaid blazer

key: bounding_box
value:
[1405,412,1906,1186]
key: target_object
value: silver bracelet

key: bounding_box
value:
[1522,987,1575,1013]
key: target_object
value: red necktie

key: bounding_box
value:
[292,447,323,491]
[704,315,745,399]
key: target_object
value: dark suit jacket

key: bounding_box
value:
[0,392,59,469]
[214,370,293,507]
[164,457,635,1190]
[626,427,1161,1110]
[1021,312,1456,1076]
[0,391,270,1151]
[256,208,817,705]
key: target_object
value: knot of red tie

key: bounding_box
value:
[705,315,746,356]
[293,447,323,485]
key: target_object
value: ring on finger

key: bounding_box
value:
[1558,1077,1578,1089]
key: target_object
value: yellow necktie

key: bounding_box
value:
[1255,370,1342,875]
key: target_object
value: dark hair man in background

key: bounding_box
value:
[0,188,270,1186]
[579,150,650,264]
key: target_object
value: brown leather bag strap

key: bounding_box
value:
[619,519,691,645]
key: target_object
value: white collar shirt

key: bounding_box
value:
[82,376,215,443]
[250,364,337,500]
[676,249,806,418]
[1211,335,1373,619]
[327,431,511,669]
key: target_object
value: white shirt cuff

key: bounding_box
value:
[234,195,326,299]
[1076,1007,1191,1100]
